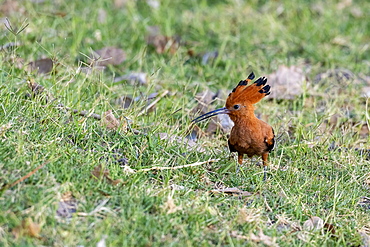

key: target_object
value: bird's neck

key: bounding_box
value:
[229,112,258,126]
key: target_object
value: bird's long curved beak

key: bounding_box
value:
[192,107,230,123]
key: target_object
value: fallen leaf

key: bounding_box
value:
[91,164,122,186]
[90,46,126,66]
[324,223,336,236]
[303,216,324,231]
[267,65,305,100]
[28,58,54,74]
[101,110,121,130]
[146,26,181,54]
[210,187,253,197]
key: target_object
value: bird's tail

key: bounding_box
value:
[229,72,270,105]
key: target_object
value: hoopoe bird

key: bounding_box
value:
[192,72,275,180]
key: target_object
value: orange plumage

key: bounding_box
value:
[192,72,274,179]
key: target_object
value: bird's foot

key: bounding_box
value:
[263,166,267,181]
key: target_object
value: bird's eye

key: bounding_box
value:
[233,104,240,110]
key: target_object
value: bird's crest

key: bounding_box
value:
[227,72,270,105]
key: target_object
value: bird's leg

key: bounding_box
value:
[262,153,269,181]
[237,153,243,173]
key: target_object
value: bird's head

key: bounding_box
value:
[192,72,271,124]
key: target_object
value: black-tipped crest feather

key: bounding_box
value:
[226,73,271,106]
[255,77,267,86]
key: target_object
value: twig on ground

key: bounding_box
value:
[1,160,51,192]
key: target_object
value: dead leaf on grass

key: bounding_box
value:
[28,58,54,74]
[267,65,305,100]
[91,164,122,186]
[12,218,41,239]
[324,223,336,236]
[90,46,126,66]
[146,26,181,54]
[56,191,77,218]
[101,110,127,131]
[101,110,119,130]
[303,216,324,231]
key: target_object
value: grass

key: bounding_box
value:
[0,0,369,246]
